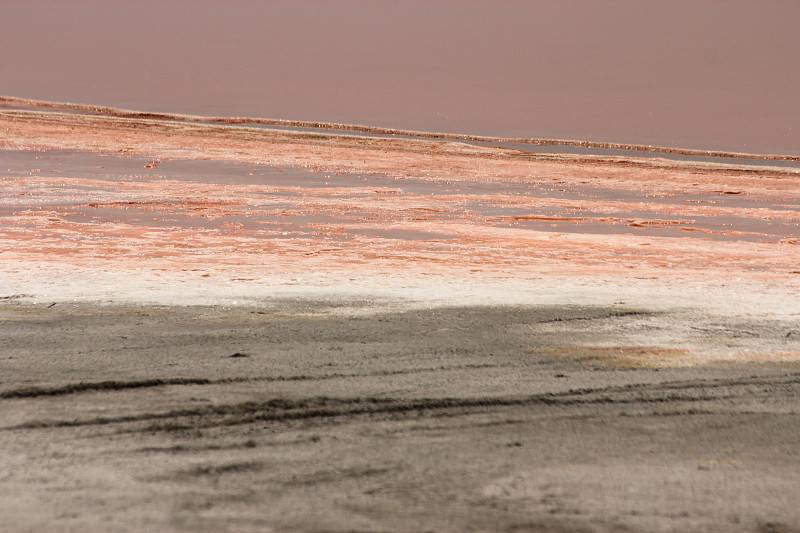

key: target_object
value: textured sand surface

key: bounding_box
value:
[2,302,800,533]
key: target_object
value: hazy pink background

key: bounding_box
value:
[2,0,798,154]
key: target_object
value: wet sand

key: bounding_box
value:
[2,102,800,532]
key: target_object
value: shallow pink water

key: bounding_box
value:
[4,150,798,248]
[2,107,799,286]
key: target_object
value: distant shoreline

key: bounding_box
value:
[3,95,798,165]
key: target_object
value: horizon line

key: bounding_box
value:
[2,95,798,163]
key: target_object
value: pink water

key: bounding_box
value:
[2,0,798,155]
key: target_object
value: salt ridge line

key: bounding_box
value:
[4,106,800,180]
[2,95,798,163]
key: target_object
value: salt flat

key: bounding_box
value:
[2,101,800,532]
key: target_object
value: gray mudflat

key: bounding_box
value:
[2,301,799,533]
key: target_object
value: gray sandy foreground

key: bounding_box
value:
[2,294,800,533]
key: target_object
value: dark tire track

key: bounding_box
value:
[0,363,498,399]
[8,373,799,432]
